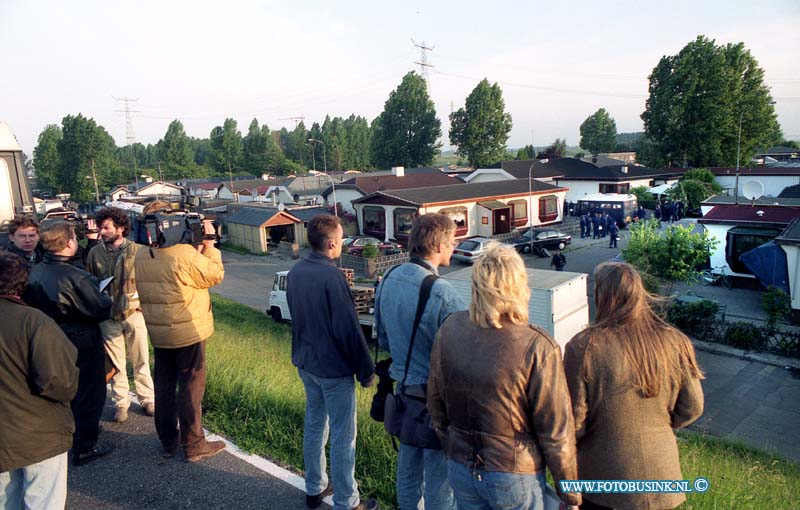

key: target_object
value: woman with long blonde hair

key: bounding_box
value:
[428,243,582,510]
[564,262,704,510]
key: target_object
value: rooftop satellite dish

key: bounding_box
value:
[742,180,764,201]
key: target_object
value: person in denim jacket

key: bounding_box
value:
[375,213,466,510]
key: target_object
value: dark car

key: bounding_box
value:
[507,228,571,257]
[343,236,401,256]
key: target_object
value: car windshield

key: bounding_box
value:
[457,240,480,251]
[342,238,355,247]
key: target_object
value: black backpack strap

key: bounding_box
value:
[399,273,438,389]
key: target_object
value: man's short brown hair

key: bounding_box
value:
[8,216,39,235]
[39,221,75,253]
[95,207,131,236]
[307,214,341,251]
[0,252,30,296]
[408,214,456,258]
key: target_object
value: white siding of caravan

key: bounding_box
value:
[468,172,512,184]
[136,183,182,197]
[331,189,364,214]
[558,181,597,202]
[559,178,653,202]
[782,244,800,312]
[702,223,756,279]
[353,203,405,242]
[714,175,800,197]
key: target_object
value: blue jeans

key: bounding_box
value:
[298,368,359,510]
[0,452,68,510]
[446,460,546,510]
[397,443,454,510]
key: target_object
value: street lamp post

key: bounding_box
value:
[308,139,333,213]
[308,138,327,175]
[528,162,535,255]
[309,170,337,217]
[734,110,744,206]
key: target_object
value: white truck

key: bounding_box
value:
[267,270,377,337]
[268,266,590,353]
[442,266,590,352]
[0,121,35,227]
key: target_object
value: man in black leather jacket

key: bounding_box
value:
[23,221,115,466]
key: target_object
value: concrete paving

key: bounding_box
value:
[67,400,322,510]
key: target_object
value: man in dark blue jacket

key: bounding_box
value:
[287,214,377,510]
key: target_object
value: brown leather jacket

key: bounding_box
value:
[428,311,581,506]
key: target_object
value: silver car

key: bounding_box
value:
[450,237,494,264]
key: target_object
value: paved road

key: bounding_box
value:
[67,401,320,510]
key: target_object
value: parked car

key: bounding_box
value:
[450,237,495,264]
[507,228,572,257]
[343,236,402,256]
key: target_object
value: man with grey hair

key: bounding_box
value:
[375,213,466,510]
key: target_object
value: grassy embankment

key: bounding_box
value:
[203,294,800,509]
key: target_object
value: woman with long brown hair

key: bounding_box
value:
[428,243,582,510]
[564,262,704,510]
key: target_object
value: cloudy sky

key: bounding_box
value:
[2,0,798,156]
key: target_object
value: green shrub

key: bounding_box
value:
[724,322,767,351]
[668,300,720,338]
[762,286,791,333]
[362,243,379,259]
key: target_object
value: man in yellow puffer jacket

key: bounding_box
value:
[134,202,225,463]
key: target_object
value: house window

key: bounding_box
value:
[394,208,417,242]
[599,183,630,194]
[538,196,558,223]
[440,207,469,237]
[363,207,386,237]
[725,227,781,275]
[509,199,528,227]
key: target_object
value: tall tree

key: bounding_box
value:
[57,114,118,202]
[449,79,512,168]
[243,118,284,174]
[515,145,535,160]
[371,72,442,168]
[344,115,372,170]
[209,118,243,175]
[32,124,63,193]
[537,138,567,159]
[159,120,194,173]
[579,108,617,154]
[642,35,781,167]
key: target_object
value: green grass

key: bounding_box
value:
[203,295,396,506]
[203,295,800,510]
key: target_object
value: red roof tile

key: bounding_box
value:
[348,173,460,194]
[699,204,800,225]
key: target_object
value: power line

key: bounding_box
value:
[433,70,647,99]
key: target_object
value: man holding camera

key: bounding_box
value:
[134,201,225,463]
[86,207,155,424]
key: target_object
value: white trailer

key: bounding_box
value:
[442,266,590,353]
[0,121,35,226]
